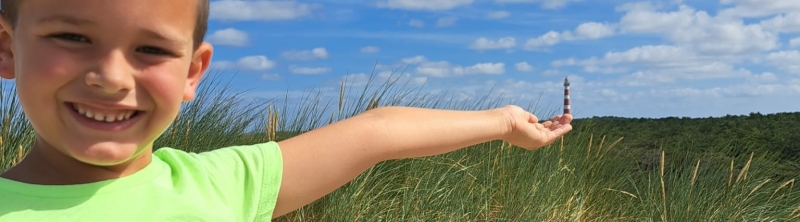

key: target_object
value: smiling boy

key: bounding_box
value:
[0,0,573,221]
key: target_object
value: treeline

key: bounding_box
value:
[571,112,800,179]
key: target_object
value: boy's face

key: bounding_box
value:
[0,0,212,166]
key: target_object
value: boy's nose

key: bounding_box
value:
[84,50,135,94]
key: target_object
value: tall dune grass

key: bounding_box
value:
[0,70,798,221]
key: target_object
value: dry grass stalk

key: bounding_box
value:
[772,179,795,197]
[266,104,278,141]
[586,134,593,157]
[183,120,190,149]
[13,145,24,166]
[605,188,637,199]
[0,136,4,166]
[170,114,179,142]
[687,159,701,213]
[338,80,345,117]
[660,150,668,222]
[749,179,771,197]
[596,135,606,157]
[736,152,754,184]
[729,159,734,187]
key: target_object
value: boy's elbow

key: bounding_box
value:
[352,107,397,161]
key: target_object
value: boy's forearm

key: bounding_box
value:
[358,106,510,160]
[283,106,511,161]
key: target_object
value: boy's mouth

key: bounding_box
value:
[68,102,142,123]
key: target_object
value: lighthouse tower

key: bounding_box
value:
[563,77,571,115]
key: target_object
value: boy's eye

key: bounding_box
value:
[137,46,172,56]
[49,33,91,43]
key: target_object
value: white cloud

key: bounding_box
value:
[408,19,425,27]
[542,69,570,76]
[261,73,282,81]
[764,50,800,73]
[494,0,581,9]
[648,81,795,99]
[377,0,474,10]
[553,45,695,67]
[791,37,800,48]
[524,22,615,50]
[206,28,249,46]
[401,55,428,64]
[718,0,800,18]
[208,61,235,71]
[553,45,756,86]
[289,65,333,75]
[748,72,778,83]
[617,3,779,55]
[398,56,506,77]
[209,55,277,71]
[791,79,800,93]
[583,66,629,74]
[210,1,319,21]
[612,64,753,86]
[415,61,457,77]
[524,31,562,49]
[341,72,427,87]
[360,46,380,54]
[758,13,800,33]
[487,11,511,19]
[515,62,534,72]
[436,16,458,27]
[469,37,516,51]
[573,22,616,39]
[237,56,277,71]
[281,48,330,60]
[416,61,505,77]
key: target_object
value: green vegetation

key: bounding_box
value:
[1,70,798,221]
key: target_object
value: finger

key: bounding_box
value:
[553,115,566,125]
[548,124,573,139]
[542,121,553,128]
[535,122,548,131]
[529,112,539,123]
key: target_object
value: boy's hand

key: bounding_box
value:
[499,105,573,150]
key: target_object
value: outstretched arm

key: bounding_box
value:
[273,105,573,218]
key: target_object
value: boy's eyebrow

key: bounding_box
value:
[37,14,188,46]
[141,29,184,44]
[38,15,95,26]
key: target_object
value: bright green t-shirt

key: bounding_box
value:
[0,142,283,221]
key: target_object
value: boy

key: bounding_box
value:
[0,0,573,221]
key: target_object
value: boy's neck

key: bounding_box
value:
[0,143,153,185]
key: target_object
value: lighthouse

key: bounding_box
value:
[563,77,571,115]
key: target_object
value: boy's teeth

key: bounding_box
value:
[72,103,136,122]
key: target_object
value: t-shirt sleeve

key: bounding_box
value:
[193,142,283,221]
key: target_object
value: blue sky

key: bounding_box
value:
[203,0,800,118]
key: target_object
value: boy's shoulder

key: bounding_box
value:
[0,142,283,222]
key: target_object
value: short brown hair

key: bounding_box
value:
[0,0,209,50]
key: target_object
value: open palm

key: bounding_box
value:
[500,105,574,150]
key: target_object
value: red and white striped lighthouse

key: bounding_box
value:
[563,77,571,115]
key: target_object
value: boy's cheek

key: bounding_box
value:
[20,48,81,79]
[136,68,193,101]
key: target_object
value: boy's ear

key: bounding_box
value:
[183,42,213,101]
[0,18,15,80]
